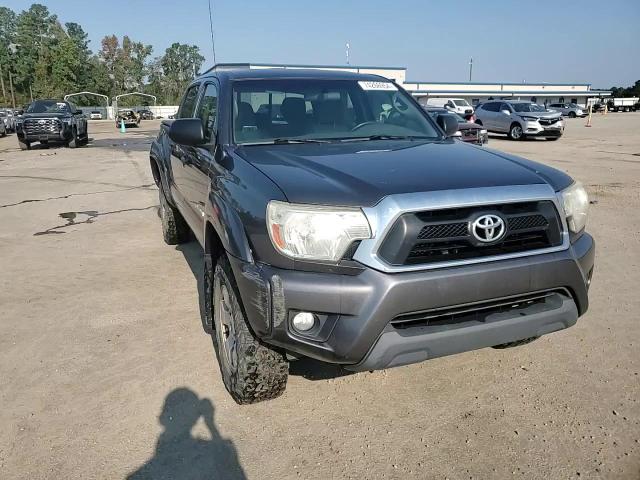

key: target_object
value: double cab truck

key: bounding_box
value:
[16,99,88,150]
[150,67,595,404]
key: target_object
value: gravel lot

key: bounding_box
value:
[1,115,638,480]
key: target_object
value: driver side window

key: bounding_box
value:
[178,84,200,119]
[197,83,218,142]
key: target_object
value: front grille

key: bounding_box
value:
[417,222,468,240]
[390,290,567,330]
[23,118,61,135]
[539,117,560,126]
[377,201,563,266]
[507,214,547,231]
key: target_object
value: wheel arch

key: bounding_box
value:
[204,193,254,264]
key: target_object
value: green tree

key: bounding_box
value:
[64,21,91,90]
[160,43,205,104]
[14,3,58,99]
[49,23,82,97]
[0,6,17,104]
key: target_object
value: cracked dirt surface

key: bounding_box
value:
[0,117,639,479]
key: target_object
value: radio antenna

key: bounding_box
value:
[208,0,217,65]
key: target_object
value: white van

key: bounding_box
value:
[423,98,474,116]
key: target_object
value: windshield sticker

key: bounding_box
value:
[358,81,397,91]
[56,103,66,108]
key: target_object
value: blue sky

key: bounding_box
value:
[3,0,639,88]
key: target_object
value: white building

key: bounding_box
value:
[404,81,610,108]
[214,63,610,108]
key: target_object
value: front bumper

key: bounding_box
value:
[230,233,594,370]
[523,120,564,137]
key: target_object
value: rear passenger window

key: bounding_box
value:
[197,83,218,142]
[483,102,499,112]
[178,85,200,118]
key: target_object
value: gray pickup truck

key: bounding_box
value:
[150,67,595,404]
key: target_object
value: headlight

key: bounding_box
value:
[521,116,538,122]
[267,201,371,262]
[480,129,487,134]
[560,181,589,234]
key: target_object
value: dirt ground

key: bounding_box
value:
[0,114,638,480]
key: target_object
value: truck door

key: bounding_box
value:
[170,83,201,224]
[179,81,219,245]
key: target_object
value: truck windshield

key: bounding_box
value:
[233,79,441,144]
[27,100,70,114]
[453,100,470,107]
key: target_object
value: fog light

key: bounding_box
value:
[292,312,316,332]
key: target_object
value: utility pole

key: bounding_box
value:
[8,70,16,108]
[468,57,473,82]
[0,61,6,102]
[346,42,350,65]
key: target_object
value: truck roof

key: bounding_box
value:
[198,67,390,83]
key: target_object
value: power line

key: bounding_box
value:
[208,0,217,66]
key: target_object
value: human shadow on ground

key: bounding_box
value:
[126,388,247,480]
[176,240,355,382]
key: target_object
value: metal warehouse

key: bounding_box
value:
[217,63,610,108]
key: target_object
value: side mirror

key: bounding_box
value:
[436,114,459,137]
[169,118,205,146]
[500,109,511,116]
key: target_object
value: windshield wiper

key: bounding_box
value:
[274,138,332,144]
[335,135,436,142]
[241,138,331,146]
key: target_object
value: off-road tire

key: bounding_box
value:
[492,336,539,349]
[508,122,523,140]
[68,128,78,148]
[18,139,30,150]
[212,254,288,404]
[78,132,89,146]
[159,184,189,245]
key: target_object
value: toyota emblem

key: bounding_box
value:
[471,214,506,243]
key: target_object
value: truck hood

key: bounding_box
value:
[22,112,71,120]
[234,140,568,207]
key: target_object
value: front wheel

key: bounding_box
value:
[18,139,30,150]
[568,111,576,118]
[212,255,288,404]
[159,184,189,245]
[508,123,524,140]
[67,128,78,148]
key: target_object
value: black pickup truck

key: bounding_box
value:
[150,68,595,404]
[16,99,88,150]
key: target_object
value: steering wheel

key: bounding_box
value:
[350,121,379,132]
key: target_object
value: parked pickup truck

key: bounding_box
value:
[150,68,595,404]
[16,99,88,150]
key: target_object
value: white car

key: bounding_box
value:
[0,110,15,132]
[423,97,474,117]
[90,111,103,120]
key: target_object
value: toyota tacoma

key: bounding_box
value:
[16,99,88,150]
[150,68,595,404]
